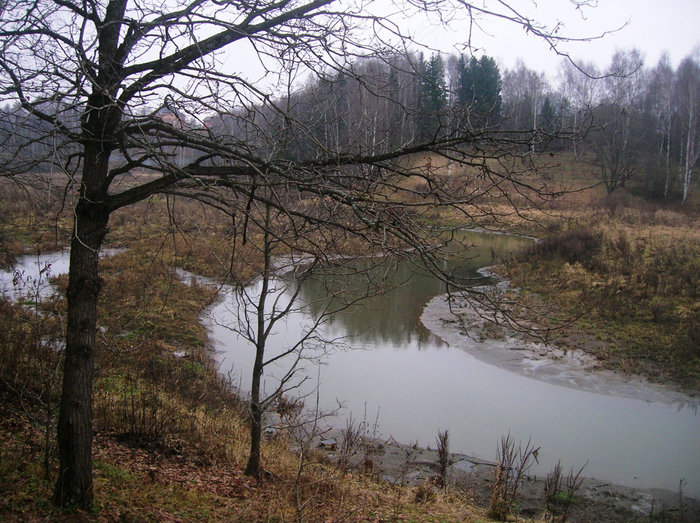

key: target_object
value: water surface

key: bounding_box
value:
[3,242,697,497]
[207,231,700,497]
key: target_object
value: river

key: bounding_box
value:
[2,238,699,498]
[205,231,700,498]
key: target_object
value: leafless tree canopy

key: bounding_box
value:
[0,0,609,509]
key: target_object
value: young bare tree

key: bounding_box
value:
[223,199,335,481]
[674,53,700,202]
[0,0,607,509]
[236,205,324,480]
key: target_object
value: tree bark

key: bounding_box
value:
[53,201,108,507]
[53,141,110,508]
[245,389,263,480]
[245,206,271,481]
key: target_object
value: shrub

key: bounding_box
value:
[544,460,586,522]
[436,429,449,490]
[521,227,602,266]
[488,434,540,521]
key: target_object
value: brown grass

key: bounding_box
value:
[1,151,697,520]
[500,189,700,389]
[0,186,486,522]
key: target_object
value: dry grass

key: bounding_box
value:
[402,150,700,390]
[500,191,700,389]
[1,152,697,520]
[0,187,487,522]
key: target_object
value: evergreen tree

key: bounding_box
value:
[456,55,476,113]
[455,54,502,131]
[417,53,447,141]
[540,96,557,134]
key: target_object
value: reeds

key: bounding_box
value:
[488,433,540,521]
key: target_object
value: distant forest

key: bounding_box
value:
[2,48,698,202]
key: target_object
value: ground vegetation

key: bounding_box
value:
[1,147,698,521]
[0,0,606,507]
[493,155,700,390]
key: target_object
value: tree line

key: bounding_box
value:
[4,48,696,202]
[203,48,699,202]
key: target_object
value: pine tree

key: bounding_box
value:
[455,54,502,131]
[417,53,447,141]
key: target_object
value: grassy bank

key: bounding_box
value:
[397,152,699,390]
[499,209,700,390]
[466,153,700,391]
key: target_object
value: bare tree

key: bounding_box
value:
[591,50,648,193]
[647,54,675,200]
[222,199,336,481]
[0,0,606,509]
[200,184,396,481]
[558,60,600,159]
[675,53,700,202]
[502,60,550,153]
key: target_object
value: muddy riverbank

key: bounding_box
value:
[408,266,699,518]
[420,267,698,407]
[300,426,700,522]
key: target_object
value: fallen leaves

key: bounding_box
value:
[94,433,255,500]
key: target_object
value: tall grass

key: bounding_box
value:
[488,433,540,521]
[504,214,700,386]
[543,460,586,522]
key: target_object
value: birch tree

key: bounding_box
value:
[675,54,700,202]
[592,50,647,193]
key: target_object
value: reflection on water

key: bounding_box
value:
[285,231,527,349]
[209,230,700,498]
[3,242,697,496]
[291,259,446,348]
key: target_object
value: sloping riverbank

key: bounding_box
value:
[414,266,699,516]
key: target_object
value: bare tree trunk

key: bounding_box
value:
[683,122,691,202]
[682,96,695,203]
[572,111,579,160]
[53,132,111,507]
[663,116,672,201]
[244,308,267,480]
[245,324,266,480]
[245,393,263,479]
[245,205,271,481]
[53,199,109,507]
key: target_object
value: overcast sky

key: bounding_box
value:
[412,0,700,78]
[229,0,699,92]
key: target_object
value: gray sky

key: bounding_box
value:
[440,0,700,76]
[228,0,699,92]
[412,0,700,78]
